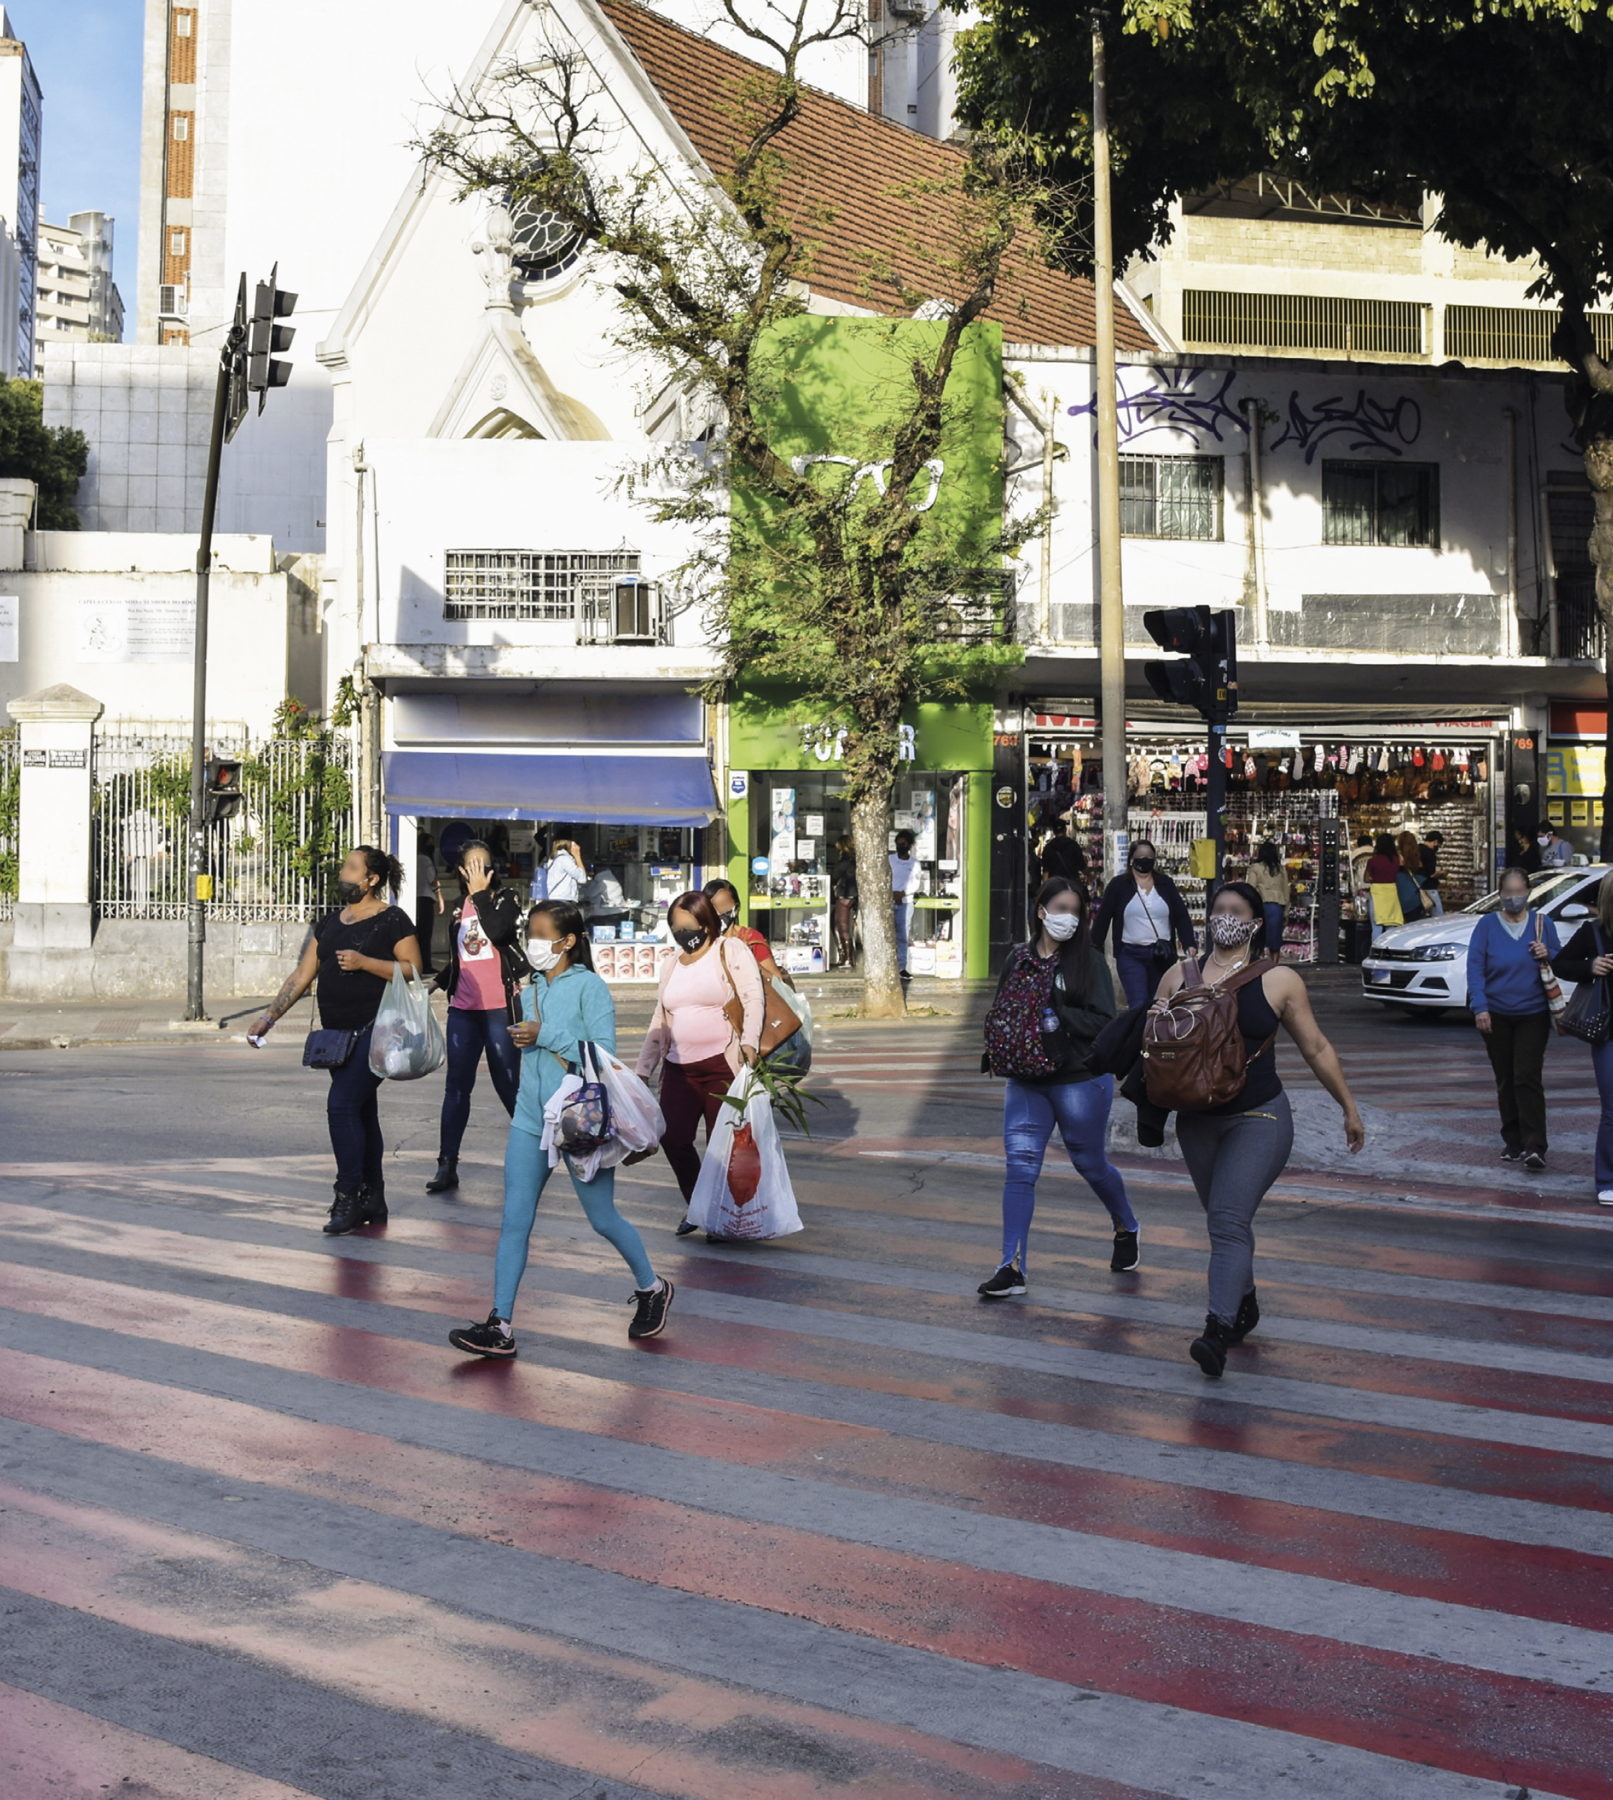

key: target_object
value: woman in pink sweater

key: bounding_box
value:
[637,889,764,1234]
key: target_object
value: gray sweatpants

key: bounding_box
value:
[1174,1092,1295,1326]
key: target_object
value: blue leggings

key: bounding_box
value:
[1001,1073,1137,1274]
[495,1124,656,1318]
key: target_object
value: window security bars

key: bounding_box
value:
[1444,306,1613,367]
[1183,291,1425,357]
[443,550,647,633]
[91,729,357,922]
[1119,455,1224,540]
[1322,461,1440,548]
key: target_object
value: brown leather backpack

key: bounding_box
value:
[1142,957,1277,1111]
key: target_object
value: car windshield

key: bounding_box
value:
[1464,870,1603,915]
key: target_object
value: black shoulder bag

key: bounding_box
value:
[301,912,381,1069]
[1559,926,1612,1045]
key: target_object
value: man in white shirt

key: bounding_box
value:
[889,829,918,979]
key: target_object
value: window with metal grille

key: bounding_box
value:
[1183,290,1425,357]
[442,550,641,621]
[1444,305,1613,366]
[1119,455,1223,540]
[172,116,188,141]
[1322,461,1439,547]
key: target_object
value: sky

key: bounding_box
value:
[10,0,145,331]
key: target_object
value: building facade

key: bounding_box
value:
[0,6,40,378]
[35,212,125,372]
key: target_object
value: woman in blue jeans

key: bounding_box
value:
[246,846,422,1236]
[1548,871,1613,1206]
[425,840,529,1194]
[979,876,1141,1298]
[449,898,672,1357]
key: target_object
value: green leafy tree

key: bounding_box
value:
[416,3,1077,1015]
[956,0,1613,850]
[0,377,89,529]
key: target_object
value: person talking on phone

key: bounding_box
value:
[1092,839,1198,1007]
[246,847,422,1236]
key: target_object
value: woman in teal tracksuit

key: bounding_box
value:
[448,898,672,1356]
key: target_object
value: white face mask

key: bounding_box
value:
[1041,910,1080,941]
[526,937,562,971]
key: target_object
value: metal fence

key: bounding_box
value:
[92,726,357,921]
[1182,290,1426,358]
[0,729,18,921]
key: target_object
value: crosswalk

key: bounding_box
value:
[1,1016,1611,1798]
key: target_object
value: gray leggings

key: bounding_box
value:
[1174,1092,1294,1326]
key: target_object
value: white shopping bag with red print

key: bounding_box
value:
[685,1068,803,1241]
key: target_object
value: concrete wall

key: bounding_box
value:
[0,914,313,1001]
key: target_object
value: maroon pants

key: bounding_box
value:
[659,1053,736,1202]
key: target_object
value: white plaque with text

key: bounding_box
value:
[77,596,195,664]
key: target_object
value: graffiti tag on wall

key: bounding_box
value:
[1066,366,1247,445]
[1269,390,1422,462]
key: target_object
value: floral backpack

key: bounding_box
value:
[982,946,1065,1079]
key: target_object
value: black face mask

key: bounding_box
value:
[673,927,707,953]
[717,908,738,931]
[1132,858,1155,876]
[336,880,369,905]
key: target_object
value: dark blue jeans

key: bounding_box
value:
[327,1024,384,1195]
[1263,903,1286,960]
[1117,942,1172,1008]
[438,1006,521,1162]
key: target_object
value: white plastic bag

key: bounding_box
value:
[686,1068,804,1241]
[590,1044,665,1153]
[778,978,813,1048]
[368,964,446,1080]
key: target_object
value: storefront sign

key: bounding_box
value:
[995,786,1015,809]
[1546,746,1605,797]
[751,856,769,875]
[76,597,195,664]
[1247,728,1302,749]
[729,771,749,801]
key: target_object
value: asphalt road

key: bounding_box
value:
[1,976,1610,1799]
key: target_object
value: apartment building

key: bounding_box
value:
[0,5,40,378]
[35,213,124,372]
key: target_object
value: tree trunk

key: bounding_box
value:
[1590,431,1613,861]
[852,788,905,1019]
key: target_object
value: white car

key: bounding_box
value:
[1360,865,1608,1015]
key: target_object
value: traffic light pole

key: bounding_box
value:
[1091,11,1128,885]
[1206,715,1228,899]
[183,322,243,1021]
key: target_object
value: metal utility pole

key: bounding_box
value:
[1092,10,1128,885]
[182,269,295,1021]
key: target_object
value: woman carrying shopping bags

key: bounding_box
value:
[448,899,671,1357]
[1470,866,1562,1173]
[425,840,529,1194]
[246,847,422,1236]
[1151,881,1364,1378]
[1246,840,1291,963]
[979,877,1141,1299]
[637,890,763,1237]
[1553,869,1613,1206]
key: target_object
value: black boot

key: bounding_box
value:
[1226,1287,1260,1345]
[425,1157,458,1193]
[1190,1313,1235,1379]
[323,1187,368,1236]
[359,1182,388,1226]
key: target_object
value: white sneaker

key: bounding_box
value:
[1598,1189,1613,1208]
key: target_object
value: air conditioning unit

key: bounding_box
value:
[159,284,188,318]
[611,576,658,644]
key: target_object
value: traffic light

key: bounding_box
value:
[203,757,244,824]
[225,275,249,443]
[247,261,296,410]
[1142,606,1239,720]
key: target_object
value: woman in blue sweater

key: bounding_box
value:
[1468,867,1560,1172]
[449,899,671,1357]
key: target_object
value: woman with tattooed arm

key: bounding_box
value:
[247,846,423,1236]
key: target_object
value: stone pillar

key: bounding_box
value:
[0,477,36,570]
[6,683,104,998]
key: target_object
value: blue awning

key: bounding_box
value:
[383,750,719,826]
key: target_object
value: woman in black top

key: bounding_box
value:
[1152,880,1364,1378]
[247,846,422,1236]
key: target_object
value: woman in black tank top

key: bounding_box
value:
[1152,881,1365,1378]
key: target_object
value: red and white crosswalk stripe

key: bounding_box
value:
[1,1049,1611,1800]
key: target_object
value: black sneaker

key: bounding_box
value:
[1226,1286,1260,1345]
[628,1279,674,1340]
[1524,1149,1547,1172]
[977,1263,1027,1299]
[1500,1145,1526,1165]
[449,1311,516,1358]
[1110,1228,1140,1273]
[1190,1313,1234,1380]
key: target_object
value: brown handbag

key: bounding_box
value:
[716,937,799,1056]
[1142,957,1277,1111]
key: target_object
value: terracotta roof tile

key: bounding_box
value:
[598,1,1150,351]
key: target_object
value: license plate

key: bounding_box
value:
[1368,968,1391,984]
